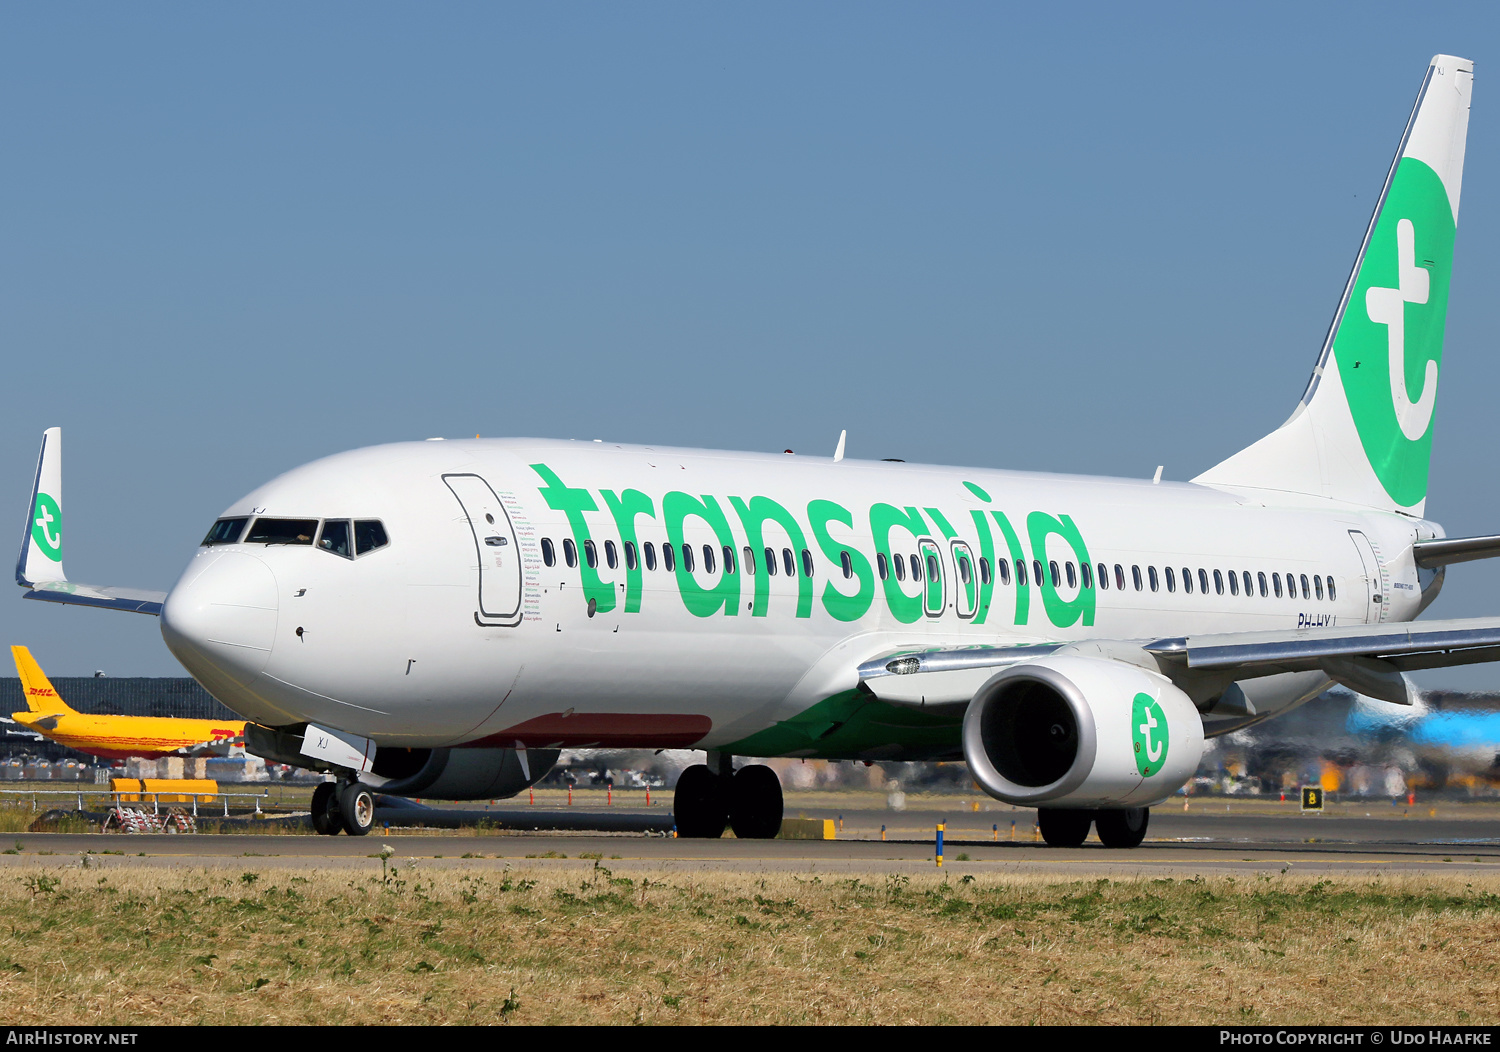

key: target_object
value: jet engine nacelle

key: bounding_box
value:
[962,656,1203,808]
[368,746,559,801]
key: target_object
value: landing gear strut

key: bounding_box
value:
[673,756,784,839]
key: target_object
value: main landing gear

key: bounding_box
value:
[673,755,784,839]
[1037,806,1149,848]
[310,779,377,837]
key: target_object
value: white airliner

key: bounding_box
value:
[16,56,1500,845]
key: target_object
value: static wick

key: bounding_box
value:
[833,429,847,463]
[1152,465,1164,485]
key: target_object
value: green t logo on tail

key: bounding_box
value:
[1131,692,1168,777]
[31,493,62,562]
[1334,158,1456,508]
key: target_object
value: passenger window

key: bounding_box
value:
[1065,562,1076,589]
[1258,571,1267,597]
[980,558,991,585]
[784,549,797,578]
[743,546,755,575]
[1228,571,1239,596]
[1213,569,1223,595]
[1314,574,1324,600]
[1181,567,1192,594]
[683,545,695,573]
[1242,571,1253,596]
[1114,564,1126,591]
[998,558,1011,586]
[354,520,388,555]
[1048,561,1060,587]
[877,553,889,580]
[625,541,638,571]
[564,539,578,568]
[724,546,736,574]
[318,520,352,558]
[246,518,319,546]
[1199,569,1209,594]
[1033,560,1044,589]
[806,550,817,578]
[1165,566,1175,593]
[765,547,777,576]
[1132,565,1143,591]
[892,553,904,581]
[1327,576,1336,601]
[542,537,556,567]
[926,553,939,581]
[1300,573,1310,599]
[1081,562,1092,589]
[909,554,922,582]
[703,545,715,574]
[202,517,249,546]
[842,551,854,580]
[1015,560,1026,587]
[644,541,657,571]
[1096,562,1107,590]
[1272,572,1282,597]
[584,540,598,569]
[605,540,618,570]
[663,543,676,571]
[1148,566,1159,592]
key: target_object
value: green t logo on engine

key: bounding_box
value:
[1131,692,1169,777]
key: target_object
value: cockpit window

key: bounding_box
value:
[201,518,249,546]
[245,518,318,545]
[354,520,389,555]
[318,520,352,558]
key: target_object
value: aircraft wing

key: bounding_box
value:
[15,428,165,616]
[858,616,1500,709]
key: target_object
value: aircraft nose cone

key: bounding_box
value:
[160,551,280,687]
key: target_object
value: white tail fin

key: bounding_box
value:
[16,427,63,586]
[1195,56,1473,516]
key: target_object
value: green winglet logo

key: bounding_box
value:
[31,493,62,562]
[1131,692,1168,778]
[1334,158,1456,507]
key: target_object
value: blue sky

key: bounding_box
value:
[5,4,1500,688]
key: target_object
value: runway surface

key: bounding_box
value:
[3,802,1497,875]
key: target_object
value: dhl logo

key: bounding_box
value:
[26,687,55,697]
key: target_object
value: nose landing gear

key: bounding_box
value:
[310,778,377,836]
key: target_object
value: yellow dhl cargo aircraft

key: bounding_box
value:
[9,646,244,760]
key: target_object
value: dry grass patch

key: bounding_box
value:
[0,861,1497,1025]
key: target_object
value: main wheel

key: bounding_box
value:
[729,764,784,839]
[1094,807,1149,848]
[311,782,344,836]
[1037,807,1093,847]
[673,764,727,838]
[339,783,376,837]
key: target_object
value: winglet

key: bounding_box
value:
[10,646,74,716]
[17,428,64,588]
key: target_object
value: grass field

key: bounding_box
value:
[1,860,1496,1025]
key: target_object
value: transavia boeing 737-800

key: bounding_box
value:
[15,56,1499,844]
